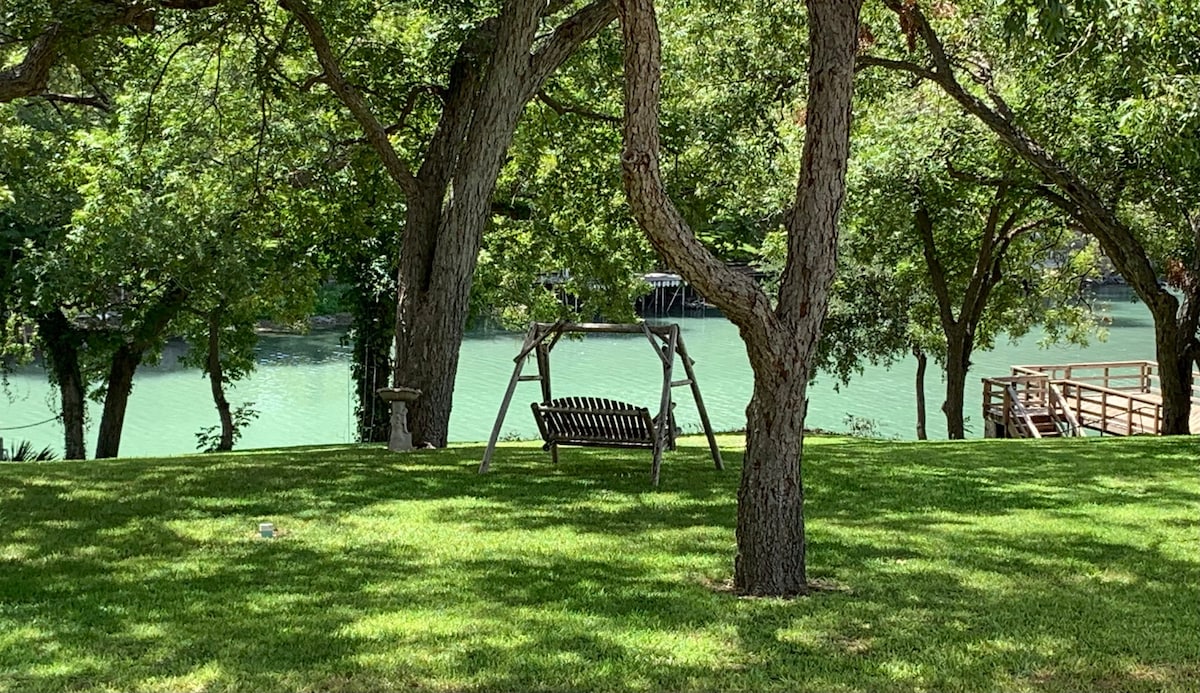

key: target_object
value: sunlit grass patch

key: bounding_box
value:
[0,435,1196,691]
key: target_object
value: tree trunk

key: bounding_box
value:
[618,0,861,596]
[942,329,972,439]
[205,311,234,451]
[35,311,87,459]
[394,140,518,446]
[914,345,928,440]
[736,355,811,595]
[1151,304,1194,434]
[94,344,140,459]
[395,285,474,447]
[93,284,188,459]
[283,0,617,447]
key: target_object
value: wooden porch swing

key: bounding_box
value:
[479,321,723,485]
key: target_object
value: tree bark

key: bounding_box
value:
[35,311,87,460]
[94,344,140,459]
[284,0,618,447]
[0,27,59,103]
[205,310,234,451]
[1151,304,1195,434]
[739,366,809,592]
[914,345,928,440]
[942,329,971,439]
[618,0,861,596]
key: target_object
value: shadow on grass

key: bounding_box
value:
[0,437,1196,691]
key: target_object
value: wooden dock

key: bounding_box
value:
[982,361,1200,438]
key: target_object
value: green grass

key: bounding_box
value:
[0,435,1197,692]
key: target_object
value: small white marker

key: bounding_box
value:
[259,522,275,538]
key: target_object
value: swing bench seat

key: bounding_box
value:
[530,397,676,453]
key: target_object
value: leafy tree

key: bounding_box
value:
[619,0,863,596]
[277,0,619,446]
[477,51,652,327]
[0,99,102,459]
[825,90,1097,438]
[313,153,403,444]
[3,19,324,458]
[860,0,1200,433]
[0,0,223,106]
[80,30,324,456]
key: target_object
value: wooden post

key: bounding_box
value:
[677,337,723,471]
[480,357,528,473]
[982,380,990,433]
[535,343,552,404]
[480,325,541,473]
[1002,384,1012,438]
[650,327,677,486]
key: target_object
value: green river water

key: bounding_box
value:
[0,287,1157,457]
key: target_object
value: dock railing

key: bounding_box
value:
[983,375,1055,438]
[1012,360,1200,401]
[1055,380,1162,435]
[987,361,1200,436]
[1049,385,1083,437]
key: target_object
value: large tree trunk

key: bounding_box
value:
[914,345,928,440]
[737,349,812,595]
[395,157,516,446]
[205,311,234,452]
[619,0,861,596]
[94,344,140,459]
[35,311,87,460]
[284,0,618,447]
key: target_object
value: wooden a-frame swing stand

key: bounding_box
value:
[479,322,723,485]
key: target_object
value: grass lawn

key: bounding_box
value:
[0,435,1197,692]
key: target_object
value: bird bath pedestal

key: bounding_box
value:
[376,387,422,452]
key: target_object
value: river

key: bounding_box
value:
[0,287,1156,457]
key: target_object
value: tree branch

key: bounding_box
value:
[777,0,861,328]
[278,0,420,201]
[617,0,777,353]
[0,26,60,103]
[38,92,111,111]
[870,0,1173,317]
[530,0,618,88]
[537,90,619,123]
[914,194,958,331]
[1,2,227,105]
[854,54,935,80]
